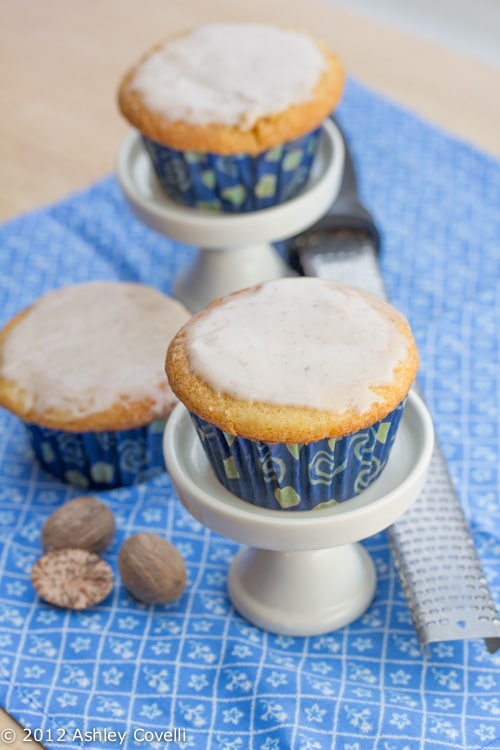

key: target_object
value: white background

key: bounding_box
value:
[326,0,500,67]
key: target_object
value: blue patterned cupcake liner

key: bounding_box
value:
[142,127,322,212]
[26,420,166,489]
[191,400,407,511]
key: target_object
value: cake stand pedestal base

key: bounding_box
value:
[173,243,293,312]
[229,544,376,637]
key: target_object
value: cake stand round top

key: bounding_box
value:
[164,391,434,552]
[116,118,345,249]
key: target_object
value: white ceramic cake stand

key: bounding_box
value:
[117,119,345,311]
[164,391,434,636]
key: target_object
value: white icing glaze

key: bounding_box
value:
[131,23,327,129]
[186,279,412,414]
[1,282,190,419]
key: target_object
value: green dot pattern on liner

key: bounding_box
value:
[26,420,167,490]
[191,399,407,511]
[142,127,322,213]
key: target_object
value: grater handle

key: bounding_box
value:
[305,117,381,253]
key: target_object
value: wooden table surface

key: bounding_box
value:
[0,0,499,743]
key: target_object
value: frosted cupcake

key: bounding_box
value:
[118,22,344,212]
[166,278,419,511]
[0,282,190,489]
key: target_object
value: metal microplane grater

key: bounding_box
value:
[289,120,500,653]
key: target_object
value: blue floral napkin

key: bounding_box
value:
[0,77,499,750]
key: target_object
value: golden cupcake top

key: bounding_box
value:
[166,278,419,443]
[118,23,344,155]
[0,282,191,431]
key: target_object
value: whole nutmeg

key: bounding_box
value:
[118,532,186,605]
[41,496,116,554]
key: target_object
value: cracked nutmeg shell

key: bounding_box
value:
[118,532,187,605]
[31,548,115,609]
[41,496,116,554]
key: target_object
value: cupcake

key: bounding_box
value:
[0,282,191,489]
[118,22,344,212]
[166,278,419,511]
